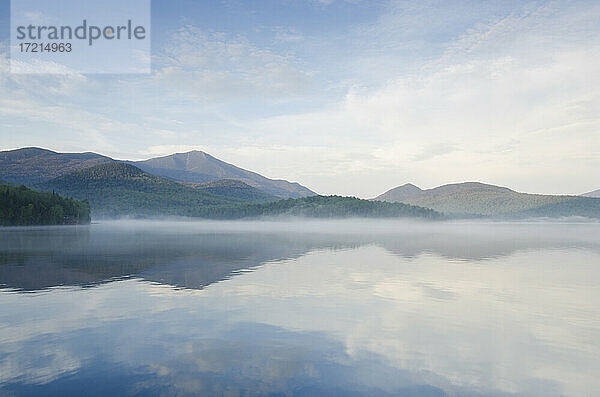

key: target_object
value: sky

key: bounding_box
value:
[0,0,599,197]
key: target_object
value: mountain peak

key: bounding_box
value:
[373,183,422,201]
[176,150,207,156]
[135,151,316,198]
[398,183,422,191]
[183,150,220,162]
[3,147,58,157]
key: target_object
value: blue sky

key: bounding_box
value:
[1,0,599,196]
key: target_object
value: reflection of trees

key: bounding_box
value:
[1,223,599,291]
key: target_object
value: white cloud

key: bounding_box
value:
[231,1,600,196]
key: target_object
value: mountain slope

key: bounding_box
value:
[185,179,278,203]
[39,163,245,217]
[133,151,316,198]
[0,147,113,186]
[374,182,583,216]
[583,189,600,198]
[510,196,600,218]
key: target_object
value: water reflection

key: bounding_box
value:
[1,220,599,292]
[0,220,599,396]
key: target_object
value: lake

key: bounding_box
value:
[0,219,599,396]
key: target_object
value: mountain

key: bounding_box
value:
[583,189,600,198]
[37,163,441,220]
[185,179,278,203]
[0,147,113,186]
[39,162,245,217]
[374,182,600,218]
[0,147,316,199]
[0,183,90,226]
[133,151,316,198]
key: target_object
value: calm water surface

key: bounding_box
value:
[0,220,599,396]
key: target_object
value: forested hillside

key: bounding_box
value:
[0,184,90,226]
[39,162,246,217]
[186,179,278,203]
[189,195,443,220]
[38,163,441,220]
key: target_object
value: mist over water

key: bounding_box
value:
[0,219,599,396]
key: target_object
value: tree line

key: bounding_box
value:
[188,195,443,220]
[0,184,90,226]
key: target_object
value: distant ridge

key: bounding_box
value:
[374,182,600,217]
[133,151,316,199]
